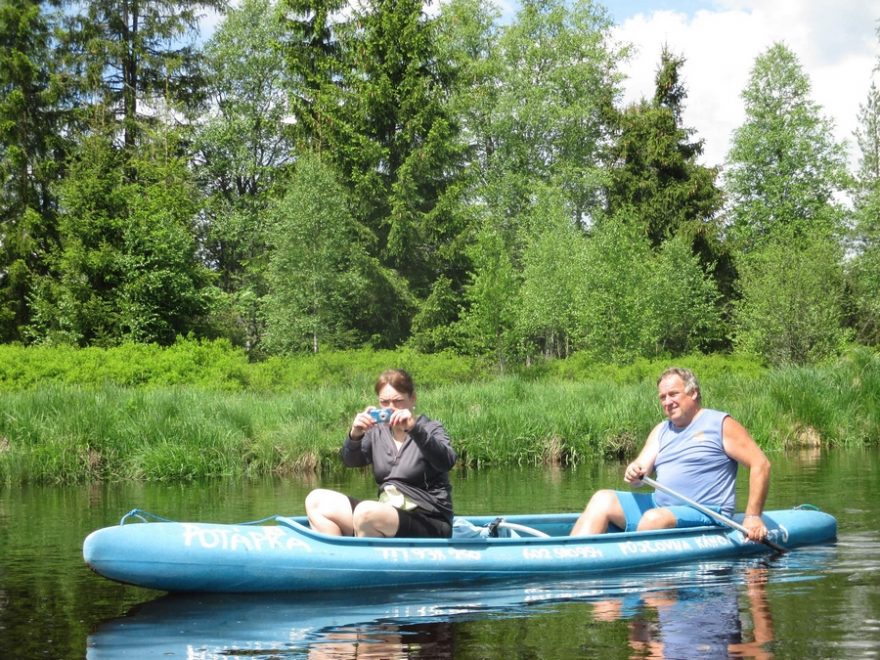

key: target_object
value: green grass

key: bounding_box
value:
[0,346,877,484]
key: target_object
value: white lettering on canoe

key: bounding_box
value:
[520,546,604,561]
[379,547,409,562]
[552,545,604,559]
[182,524,312,553]
[694,534,732,549]
[618,538,692,555]
[449,548,481,560]
[378,545,603,564]
[522,547,553,560]
[377,547,482,562]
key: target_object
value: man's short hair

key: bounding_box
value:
[658,367,701,403]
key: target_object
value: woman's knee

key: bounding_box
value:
[353,501,398,536]
[306,489,352,521]
[305,488,334,513]
[352,501,383,525]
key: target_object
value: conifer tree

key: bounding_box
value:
[604,46,726,294]
[0,0,68,341]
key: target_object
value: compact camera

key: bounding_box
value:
[368,408,394,424]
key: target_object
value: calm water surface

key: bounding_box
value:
[1,447,878,659]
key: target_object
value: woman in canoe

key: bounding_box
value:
[305,368,457,538]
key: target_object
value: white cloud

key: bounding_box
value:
[613,0,880,169]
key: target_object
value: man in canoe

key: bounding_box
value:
[305,368,457,538]
[570,367,771,542]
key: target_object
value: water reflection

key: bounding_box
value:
[6,450,873,658]
[592,568,773,659]
[307,622,454,659]
[86,552,835,659]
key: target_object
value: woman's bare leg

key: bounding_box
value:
[352,501,400,537]
[305,489,355,536]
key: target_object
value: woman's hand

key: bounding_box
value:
[389,407,415,432]
[350,408,377,440]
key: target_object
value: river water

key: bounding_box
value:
[1,447,877,658]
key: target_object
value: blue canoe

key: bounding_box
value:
[82,506,836,593]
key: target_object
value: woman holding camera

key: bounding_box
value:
[305,369,457,538]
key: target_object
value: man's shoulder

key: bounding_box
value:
[702,408,730,422]
[648,420,668,439]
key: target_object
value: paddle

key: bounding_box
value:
[640,476,788,554]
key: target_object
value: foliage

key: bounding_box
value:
[725,43,851,365]
[516,188,584,358]
[539,351,767,384]
[26,129,213,345]
[0,3,879,371]
[58,0,225,148]
[0,0,76,343]
[278,0,348,150]
[724,43,850,251]
[0,340,490,392]
[603,46,731,305]
[451,0,627,363]
[605,46,723,249]
[454,223,520,368]
[732,231,850,365]
[263,152,375,353]
[281,0,471,347]
[0,340,250,391]
[193,0,295,352]
[573,218,722,361]
[485,0,622,223]
[848,80,880,345]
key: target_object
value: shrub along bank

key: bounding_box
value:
[0,342,876,484]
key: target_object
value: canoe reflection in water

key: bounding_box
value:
[591,567,774,659]
[88,557,825,658]
[87,588,460,659]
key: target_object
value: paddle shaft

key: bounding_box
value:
[640,476,787,553]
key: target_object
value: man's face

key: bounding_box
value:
[657,375,700,427]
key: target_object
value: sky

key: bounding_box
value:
[591,0,880,169]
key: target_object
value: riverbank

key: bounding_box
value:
[0,346,876,484]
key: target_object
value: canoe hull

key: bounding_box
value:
[83,508,836,593]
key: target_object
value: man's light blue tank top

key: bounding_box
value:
[653,408,738,516]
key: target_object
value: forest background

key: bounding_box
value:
[1,0,879,482]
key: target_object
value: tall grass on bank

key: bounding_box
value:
[0,347,877,484]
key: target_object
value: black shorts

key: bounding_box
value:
[347,496,452,539]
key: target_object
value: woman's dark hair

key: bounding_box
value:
[375,369,415,397]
